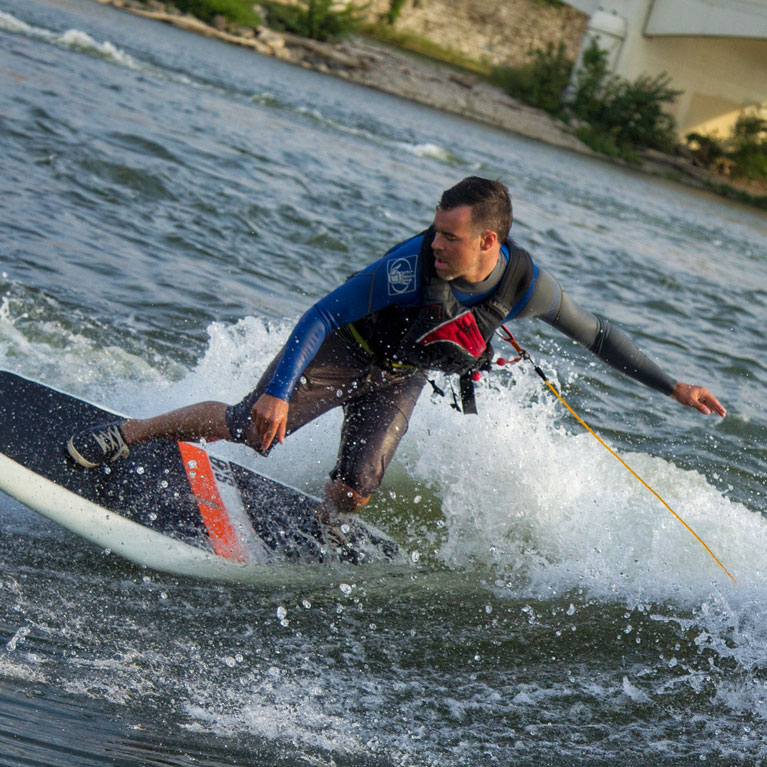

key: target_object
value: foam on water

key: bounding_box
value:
[0,10,140,69]
[4,283,767,762]
[3,4,767,760]
[2,295,762,604]
[409,365,764,601]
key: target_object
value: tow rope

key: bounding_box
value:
[496,326,736,584]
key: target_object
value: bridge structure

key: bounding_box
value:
[563,0,767,138]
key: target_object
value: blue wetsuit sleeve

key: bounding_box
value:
[265,238,423,400]
[513,267,677,395]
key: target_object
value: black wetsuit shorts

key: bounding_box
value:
[225,332,425,497]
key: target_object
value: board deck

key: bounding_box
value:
[0,371,401,579]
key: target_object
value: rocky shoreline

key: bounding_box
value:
[95,0,765,209]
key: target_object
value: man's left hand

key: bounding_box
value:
[671,382,726,417]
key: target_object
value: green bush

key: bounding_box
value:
[386,0,408,25]
[568,37,609,119]
[263,0,366,41]
[728,112,767,182]
[686,113,767,183]
[492,41,572,113]
[569,40,680,152]
[685,132,726,166]
[171,0,260,26]
[576,124,637,162]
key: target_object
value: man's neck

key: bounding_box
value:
[451,251,505,294]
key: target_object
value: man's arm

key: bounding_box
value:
[253,236,425,450]
[517,268,725,416]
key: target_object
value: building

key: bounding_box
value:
[565,0,767,137]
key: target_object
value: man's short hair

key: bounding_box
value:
[439,177,512,241]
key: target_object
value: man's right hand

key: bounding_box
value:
[671,382,726,417]
[252,394,289,452]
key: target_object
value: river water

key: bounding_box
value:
[1,1,766,764]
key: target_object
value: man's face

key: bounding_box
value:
[432,205,493,283]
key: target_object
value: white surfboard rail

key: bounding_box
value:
[0,452,255,581]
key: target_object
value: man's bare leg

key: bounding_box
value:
[121,401,231,445]
[67,401,232,468]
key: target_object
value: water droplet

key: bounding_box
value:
[136,466,145,475]
[148,512,158,521]
[485,604,493,614]
[411,550,420,563]
[187,460,197,469]
[340,583,353,596]
[160,592,168,600]
[302,599,311,609]
[413,495,422,504]
[276,605,287,620]
[160,480,168,489]
[224,656,236,668]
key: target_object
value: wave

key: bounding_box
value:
[294,105,468,166]
[408,363,759,599]
[0,10,141,69]
[4,301,767,762]
[2,296,759,599]
[1,9,470,174]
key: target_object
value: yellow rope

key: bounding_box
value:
[542,378,737,584]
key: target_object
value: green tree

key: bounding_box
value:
[569,39,680,153]
[493,41,573,114]
[264,0,366,42]
[728,112,767,182]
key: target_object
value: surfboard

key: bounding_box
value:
[0,370,402,580]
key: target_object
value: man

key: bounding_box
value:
[67,177,725,521]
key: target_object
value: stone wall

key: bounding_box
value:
[364,0,588,69]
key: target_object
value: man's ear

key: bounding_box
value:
[479,230,498,252]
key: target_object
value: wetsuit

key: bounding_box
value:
[226,232,676,495]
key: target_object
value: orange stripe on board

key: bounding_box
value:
[178,442,247,562]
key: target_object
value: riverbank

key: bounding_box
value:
[95,0,766,210]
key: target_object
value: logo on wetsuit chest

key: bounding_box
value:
[387,255,417,296]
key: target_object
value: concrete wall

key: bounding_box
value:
[625,34,767,136]
[570,0,767,137]
[645,0,767,40]
[365,0,589,69]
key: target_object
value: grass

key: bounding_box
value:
[170,0,260,26]
[363,23,495,76]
